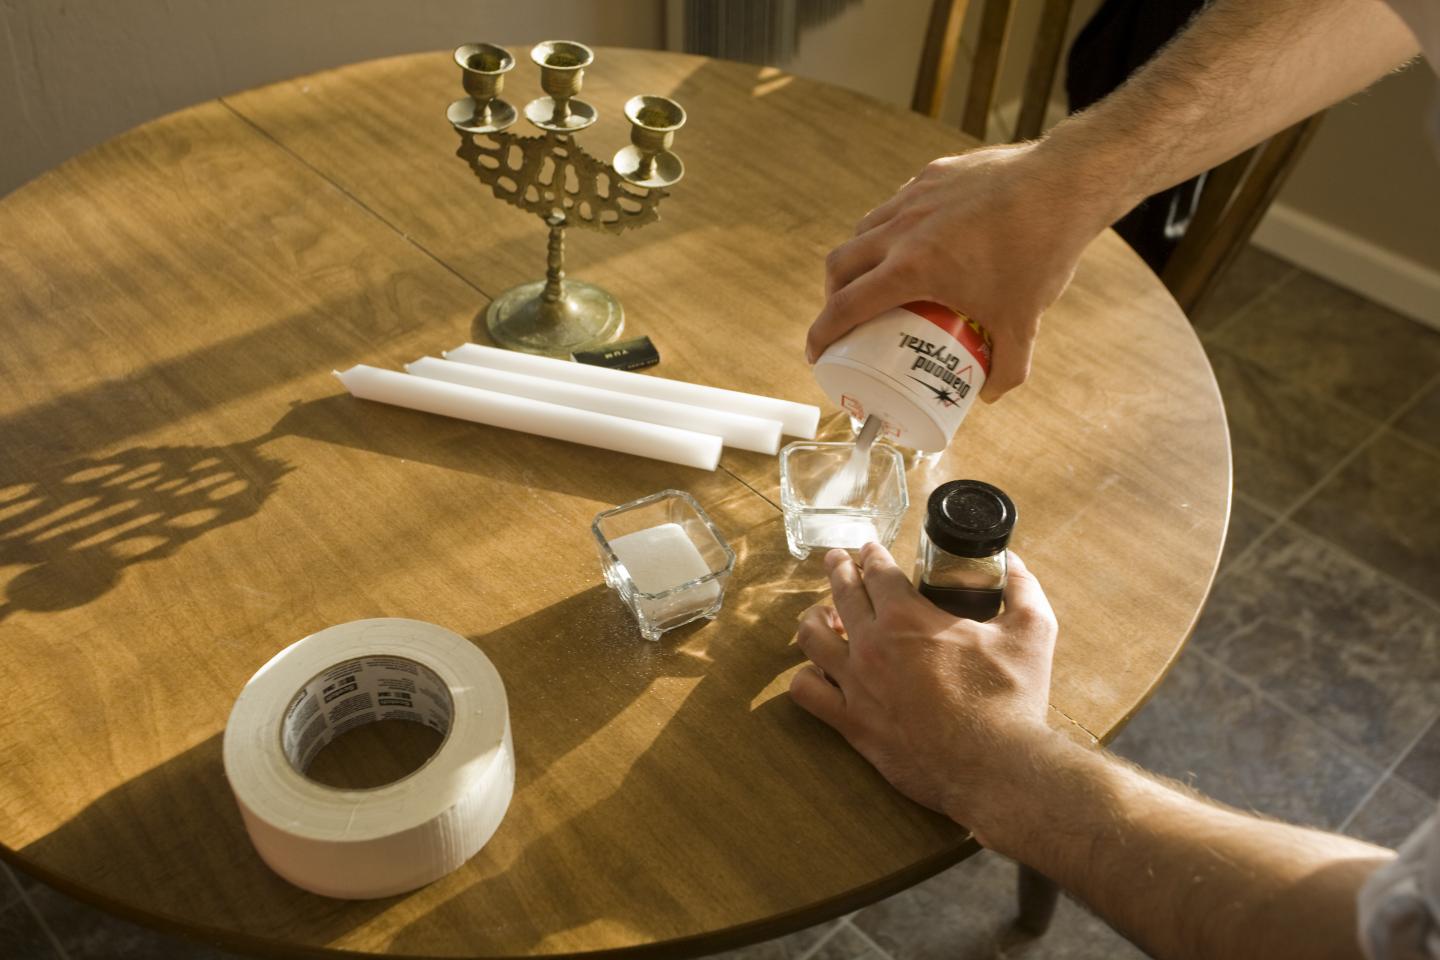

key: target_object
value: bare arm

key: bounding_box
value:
[806,0,1420,397]
[987,732,1391,960]
[1046,0,1421,217]
[791,544,1394,960]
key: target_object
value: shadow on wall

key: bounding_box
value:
[678,0,863,63]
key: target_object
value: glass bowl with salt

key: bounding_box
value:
[592,490,735,642]
[778,441,908,560]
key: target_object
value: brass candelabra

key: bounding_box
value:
[446,41,686,356]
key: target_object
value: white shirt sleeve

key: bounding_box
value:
[1359,806,1440,960]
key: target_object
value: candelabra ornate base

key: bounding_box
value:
[448,41,686,357]
[476,210,625,355]
[483,279,623,355]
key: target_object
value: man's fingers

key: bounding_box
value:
[796,604,851,681]
[806,266,910,364]
[824,234,886,299]
[789,664,848,729]
[995,551,1057,639]
[977,328,1035,403]
[857,542,918,611]
[825,548,875,627]
[854,187,908,235]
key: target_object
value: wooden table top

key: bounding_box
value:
[0,47,1230,960]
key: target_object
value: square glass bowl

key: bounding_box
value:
[592,489,736,642]
[779,441,908,560]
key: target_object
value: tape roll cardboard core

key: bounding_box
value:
[280,655,453,786]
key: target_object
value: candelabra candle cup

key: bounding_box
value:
[448,43,517,134]
[526,40,597,132]
[593,490,735,642]
[614,95,686,188]
[779,441,909,560]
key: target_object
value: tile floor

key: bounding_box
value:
[4,247,1438,959]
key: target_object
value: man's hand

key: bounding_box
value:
[789,541,1058,845]
[804,143,1115,401]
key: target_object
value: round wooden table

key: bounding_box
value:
[0,48,1229,959]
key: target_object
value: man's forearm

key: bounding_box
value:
[971,736,1393,960]
[1036,0,1419,222]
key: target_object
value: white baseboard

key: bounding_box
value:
[1251,203,1440,332]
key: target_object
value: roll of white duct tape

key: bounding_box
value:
[222,618,513,899]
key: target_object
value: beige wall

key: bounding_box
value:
[0,1,663,197]
[1271,61,1439,271]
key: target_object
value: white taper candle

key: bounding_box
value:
[443,343,821,439]
[334,365,722,471]
[405,357,783,455]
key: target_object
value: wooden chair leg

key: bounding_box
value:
[1016,864,1061,935]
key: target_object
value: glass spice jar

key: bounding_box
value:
[914,480,1016,622]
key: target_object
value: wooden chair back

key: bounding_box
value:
[912,0,1076,141]
[911,0,1321,314]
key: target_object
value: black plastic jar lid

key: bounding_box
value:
[924,480,1016,558]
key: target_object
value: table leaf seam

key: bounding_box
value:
[216,96,496,303]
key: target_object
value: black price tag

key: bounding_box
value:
[571,336,661,371]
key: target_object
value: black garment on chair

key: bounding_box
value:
[1066,0,1207,272]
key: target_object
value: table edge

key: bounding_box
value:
[0,834,981,960]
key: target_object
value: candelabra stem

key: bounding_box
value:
[542,216,566,305]
[479,211,623,356]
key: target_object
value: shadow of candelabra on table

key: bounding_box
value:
[0,440,292,625]
[0,275,447,624]
[0,377,709,627]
